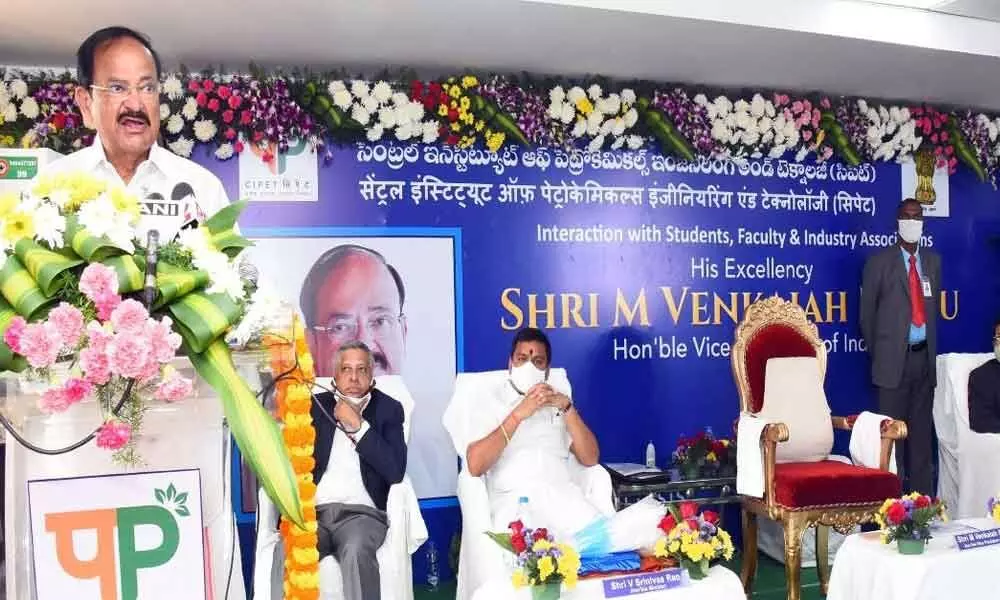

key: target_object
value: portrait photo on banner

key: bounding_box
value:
[242,232,459,502]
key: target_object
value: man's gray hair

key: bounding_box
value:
[335,340,375,370]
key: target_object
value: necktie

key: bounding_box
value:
[908,254,926,327]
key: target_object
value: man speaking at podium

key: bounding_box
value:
[41,26,231,240]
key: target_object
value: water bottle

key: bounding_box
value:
[646,440,657,469]
[516,496,531,525]
[426,540,440,590]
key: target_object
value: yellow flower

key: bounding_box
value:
[512,570,529,588]
[450,122,461,133]
[0,135,14,147]
[538,556,555,581]
[653,537,667,557]
[576,97,594,115]
[437,104,448,117]
[707,451,718,462]
[460,96,471,111]
[487,132,506,153]
[449,85,462,99]
[4,211,34,242]
[109,187,140,220]
[462,75,479,89]
[0,193,19,217]
[532,539,553,552]
[475,120,485,132]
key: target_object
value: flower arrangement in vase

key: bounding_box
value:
[653,501,734,580]
[487,520,581,599]
[671,427,733,479]
[988,495,1000,524]
[874,493,947,555]
[0,171,305,526]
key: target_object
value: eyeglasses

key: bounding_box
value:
[90,82,161,98]
[311,312,404,343]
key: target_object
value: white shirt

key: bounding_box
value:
[41,137,232,242]
[314,421,374,508]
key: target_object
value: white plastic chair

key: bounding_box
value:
[252,375,428,600]
[442,369,613,600]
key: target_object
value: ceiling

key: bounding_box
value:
[3,0,1000,111]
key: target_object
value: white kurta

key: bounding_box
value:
[471,380,603,541]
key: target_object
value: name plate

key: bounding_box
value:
[602,569,688,597]
[955,528,1000,551]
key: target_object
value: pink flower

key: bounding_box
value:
[783,108,793,122]
[62,378,92,405]
[820,98,831,109]
[94,294,122,322]
[792,100,804,114]
[109,299,149,334]
[48,303,84,349]
[106,333,151,379]
[79,264,119,305]
[812,109,822,128]
[79,347,111,385]
[39,387,70,413]
[155,373,193,403]
[19,322,63,368]
[4,316,27,353]
[146,317,182,363]
[802,99,812,113]
[802,130,813,142]
[95,420,131,450]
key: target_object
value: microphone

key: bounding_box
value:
[143,230,159,309]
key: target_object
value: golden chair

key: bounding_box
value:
[732,296,907,600]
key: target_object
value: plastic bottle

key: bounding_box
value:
[426,540,440,590]
[516,496,531,524]
[646,440,657,469]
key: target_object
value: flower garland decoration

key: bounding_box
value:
[653,501,734,580]
[8,67,1000,185]
[264,314,319,600]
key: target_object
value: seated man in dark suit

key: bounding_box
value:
[969,318,1000,434]
[306,339,407,600]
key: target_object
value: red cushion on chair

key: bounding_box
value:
[745,324,817,412]
[773,461,901,509]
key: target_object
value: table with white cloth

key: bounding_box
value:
[826,519,1000,600]
[471,565,745,600]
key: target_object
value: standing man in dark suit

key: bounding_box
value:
[860,198,941,495]
[968,318,1000,434]
[289,340,406,600]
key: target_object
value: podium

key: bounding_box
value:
[3,351,269,600]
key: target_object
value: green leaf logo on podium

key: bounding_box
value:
[154,483,192,518]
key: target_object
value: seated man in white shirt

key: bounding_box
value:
[465,327,605,543]
[41,26,231,241]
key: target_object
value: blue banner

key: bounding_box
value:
[200,143,999,499]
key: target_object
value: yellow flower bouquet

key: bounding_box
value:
[487,520,581,600]
[653,501,734,580]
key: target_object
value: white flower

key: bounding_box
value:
[3,104,17,123]
[626,135,643,150]
[567,87,586,103]
[762,130,774,144]
[166,114,184,134]
[769,144,786,158]
[214,143,235,160]
[989,122,999,143]
[182,97,198,121]
[351,105,371,126]
[621,89,637,106]
[33,203,65,249]
[866,125,881,142]
[694,93,709,106]
[393,106,410,128]
[586,111,602,136]
[395,122,413,141]
[724,113,737,129]
[361,96,378,114]
[193,119,217,143]
[750,94,766,118]
[624,108,638,128]
[899,107,911,121]
[604,94,621,115]
[549,86,566,104]
[587,84,602,100]
[10,79,28,100]
[225,287,286,347]
[758,116,773,133]
[19,98,39,119]
[611,136,625,151]
[560,103,575,125]
[406,101,424,122]
[867,108,879,123]
[162,76,184,100]
[857,99,869,114]
[366,123,384,142]
[421,121,439,143]
[729,131,742,145]
[350,80,370,100]
[795,147,810,162]
[734,99,750,114]
[711,122,730,144]
[332,90,352,111]
[159,103,170,120]
[764,101,776,118]
[77,194,118,239]
[168,136,194,157]
[328,80,346,94]
[588,134,605,152]
[599,119,614,136]
[743,130,760,146]
[547,101,563,121]
[392,92,410,107]
[735,111,751,130]
[571,119,587,138]
[46,189,71,209]
[372,81,393,104]
[889,106,901,123]
[878,106,889,122]
[177,227,212,256]
[774,131,786,146]
[714,96,733,115]
[783,121,797,139]
[378,108,396,129]
[786,129,800,147]
[208,263,245,302]
[611,117,626,137]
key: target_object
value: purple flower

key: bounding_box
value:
[652,88,718,155]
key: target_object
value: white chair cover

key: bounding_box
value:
[252,375,428,600]
[442,369,613,600]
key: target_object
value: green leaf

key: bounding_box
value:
[155,488,166,504]
[175,506,191,518]
[485,531,515,553]
[166,483,177,501]
[175,492,189,505]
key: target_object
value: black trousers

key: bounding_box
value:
[877,347,936,496]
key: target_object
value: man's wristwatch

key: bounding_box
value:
[557,400,574,416]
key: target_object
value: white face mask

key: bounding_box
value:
[509,362,547,394]
[898,219,923,244]
[334,386,372,407]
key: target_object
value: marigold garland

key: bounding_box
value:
[264,315,320,600]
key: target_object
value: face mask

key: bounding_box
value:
[334,385,372,407]
[898,219,923,244]
[509,362,547,394]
